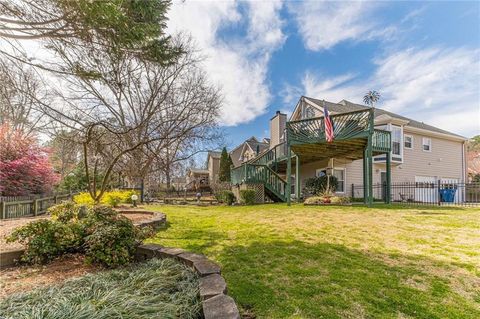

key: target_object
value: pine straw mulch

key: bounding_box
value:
[0,254,98,299]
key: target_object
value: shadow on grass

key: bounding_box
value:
[215,240,478,318]
[352,203,469,211]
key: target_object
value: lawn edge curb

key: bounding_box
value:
[134,243,240,319]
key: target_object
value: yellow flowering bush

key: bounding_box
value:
[74,190,139,207]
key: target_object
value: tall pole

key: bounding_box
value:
[363,147,368,204]
[367,109,374,207]
[386,151,391,204]
[295,155,300,202]
[286,141,292,206]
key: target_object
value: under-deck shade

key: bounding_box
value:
[286,109,390,164]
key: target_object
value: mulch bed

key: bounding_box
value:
[0,254,98,298]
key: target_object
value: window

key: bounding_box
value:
[391,125,402,157]
[302,105,316,119]
[404,135,413,149]
[333,169,345,193]
[315,168,345,193]
[422,137,431,152]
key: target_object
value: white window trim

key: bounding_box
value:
[404,134,413,149]
[373,123,404,163]
[315,167,346,194]
[422,137,432,152]
[391,124,403,160]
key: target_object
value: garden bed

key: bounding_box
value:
[0,211,160,252]
[0,258,202,318]
[0,254,97,298]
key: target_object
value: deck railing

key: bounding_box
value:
[250,142,288,166]
[231,163,287,201]
[287,109,372,145]
[372,129,391,152]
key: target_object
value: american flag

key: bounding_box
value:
[324,105,334,142]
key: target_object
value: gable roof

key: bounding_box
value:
[229,136,270,167]
[300,96,466,140]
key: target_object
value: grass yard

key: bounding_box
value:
[0,258,201,319]
[148,204,480,319]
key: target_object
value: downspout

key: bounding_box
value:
[462,141,466,183]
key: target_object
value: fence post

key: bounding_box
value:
[1,201,5,219]
[54,195,58,204]
[33,199,38,216]
[351,184,354,199]
[437,180,441,206]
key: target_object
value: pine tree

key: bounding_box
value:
[219,147,233,182]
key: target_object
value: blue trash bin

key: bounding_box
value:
[439,188,456,202]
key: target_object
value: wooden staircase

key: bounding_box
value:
[231,163,287,202]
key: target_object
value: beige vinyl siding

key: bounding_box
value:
[298,131,464,196]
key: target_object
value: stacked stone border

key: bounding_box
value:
[0,209,166,269]
[135,243,240,319]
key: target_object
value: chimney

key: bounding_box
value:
[270,111,287,149]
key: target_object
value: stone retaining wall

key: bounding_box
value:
[135,244,240,319]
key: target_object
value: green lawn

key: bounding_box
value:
[147,204,480,319]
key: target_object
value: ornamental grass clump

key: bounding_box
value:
[0,258,202,319]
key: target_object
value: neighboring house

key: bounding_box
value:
[231,96,468,204]
[230,136,270,167]
[206,151,221,184]
[186,168,210,191]
[171,176,187,190]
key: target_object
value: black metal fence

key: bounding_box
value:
[351,182,480,207]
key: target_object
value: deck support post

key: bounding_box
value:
[367,109,374,207]
[367,137,373,207]
[286,142,292,206]
[363,148,368,204]
[386,151,391,204]
[295,155,300,202]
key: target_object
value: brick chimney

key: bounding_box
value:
[270,111,287,149]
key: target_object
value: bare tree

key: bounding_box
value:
[0,58,47,135]
[31,35,221,202]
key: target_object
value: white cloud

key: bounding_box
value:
[288,0,391,51]
[289,47,480,137]
[167,0,285,126]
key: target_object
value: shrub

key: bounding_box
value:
[74,190,139,206]
[215,190,235,205]
[240,189,256,205]
[304,175,338,195]
[304,195,350,205]
[49,201,87,223]
[7,220,82,264]
[8,204,143,267]
[84,215,138,267]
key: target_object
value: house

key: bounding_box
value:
[206,151,222,184]
[230,136,270,167]
[186,168,210,191]
[231,96,468,204]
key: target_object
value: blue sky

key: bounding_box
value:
[167,0,480,150]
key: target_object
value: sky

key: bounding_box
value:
[166,0,480,149]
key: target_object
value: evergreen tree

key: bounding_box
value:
[219,147,233,182]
